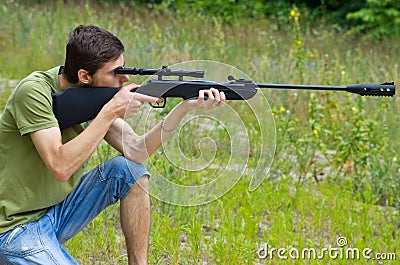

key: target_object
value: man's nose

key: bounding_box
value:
[121,74,129,82]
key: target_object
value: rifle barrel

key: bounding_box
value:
[256,83,395,97]
[257,83,346,91]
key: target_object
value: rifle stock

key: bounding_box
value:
[52,87,119,130]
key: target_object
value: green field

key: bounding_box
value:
[1,1,399,264]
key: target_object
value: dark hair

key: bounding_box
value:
[62,25,124,84]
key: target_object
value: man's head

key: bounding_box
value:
[62,25,125,85]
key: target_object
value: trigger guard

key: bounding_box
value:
[149,98,166,108]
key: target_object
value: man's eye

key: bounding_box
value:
[113,67,122,75]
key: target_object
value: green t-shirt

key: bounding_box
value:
[0,67,85,234]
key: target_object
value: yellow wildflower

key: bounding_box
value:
[344,160,352,171]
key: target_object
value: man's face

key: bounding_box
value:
[88,54,129,88]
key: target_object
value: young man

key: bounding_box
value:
[0,25,225,264]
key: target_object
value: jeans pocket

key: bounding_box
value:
[2,223,44,257]
[5,225,24,245]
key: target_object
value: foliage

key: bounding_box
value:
[156,0,295,24]
[346,0,400,39]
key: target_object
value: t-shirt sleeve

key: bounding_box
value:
[12,80,59,135]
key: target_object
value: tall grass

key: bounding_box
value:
[1,1,399,264]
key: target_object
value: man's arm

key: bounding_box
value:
[30,110,116,182]
[104,88,226,163]
[31,85,160,182]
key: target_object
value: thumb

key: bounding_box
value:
[132,92,163,103]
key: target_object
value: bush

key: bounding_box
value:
[346,0,400,38]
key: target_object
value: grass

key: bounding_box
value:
[1,1,399,264]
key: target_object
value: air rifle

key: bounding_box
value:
[52,66,396,130]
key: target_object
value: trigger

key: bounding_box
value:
[150,98,166,108]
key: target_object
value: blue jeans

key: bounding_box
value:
[0,156,149,264]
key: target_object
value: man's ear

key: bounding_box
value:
[77,69,91,85]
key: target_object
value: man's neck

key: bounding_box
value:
[58,72,77,91]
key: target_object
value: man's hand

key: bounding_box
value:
[107,83,162,119]
[182,88,226,110]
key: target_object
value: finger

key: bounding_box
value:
[198,90,205,100]
[205,88,221,108]
[204,89,215,101]
[124,106,141,119]
[133,92,163,103]
[219,91,226,107]
[211,87,220,102]
[131,98,143,107]
[123,83,140,91]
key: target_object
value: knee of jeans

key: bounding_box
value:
[107,156,149,201]
[109,156,134,182]
[109,156,129,171]
[120,174,149,202]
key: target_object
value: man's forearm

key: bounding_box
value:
[120,89,224,163]
[142,101,192,157]
[32,106,117,182]
[58,109,117,177]
[115,101,193,164]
